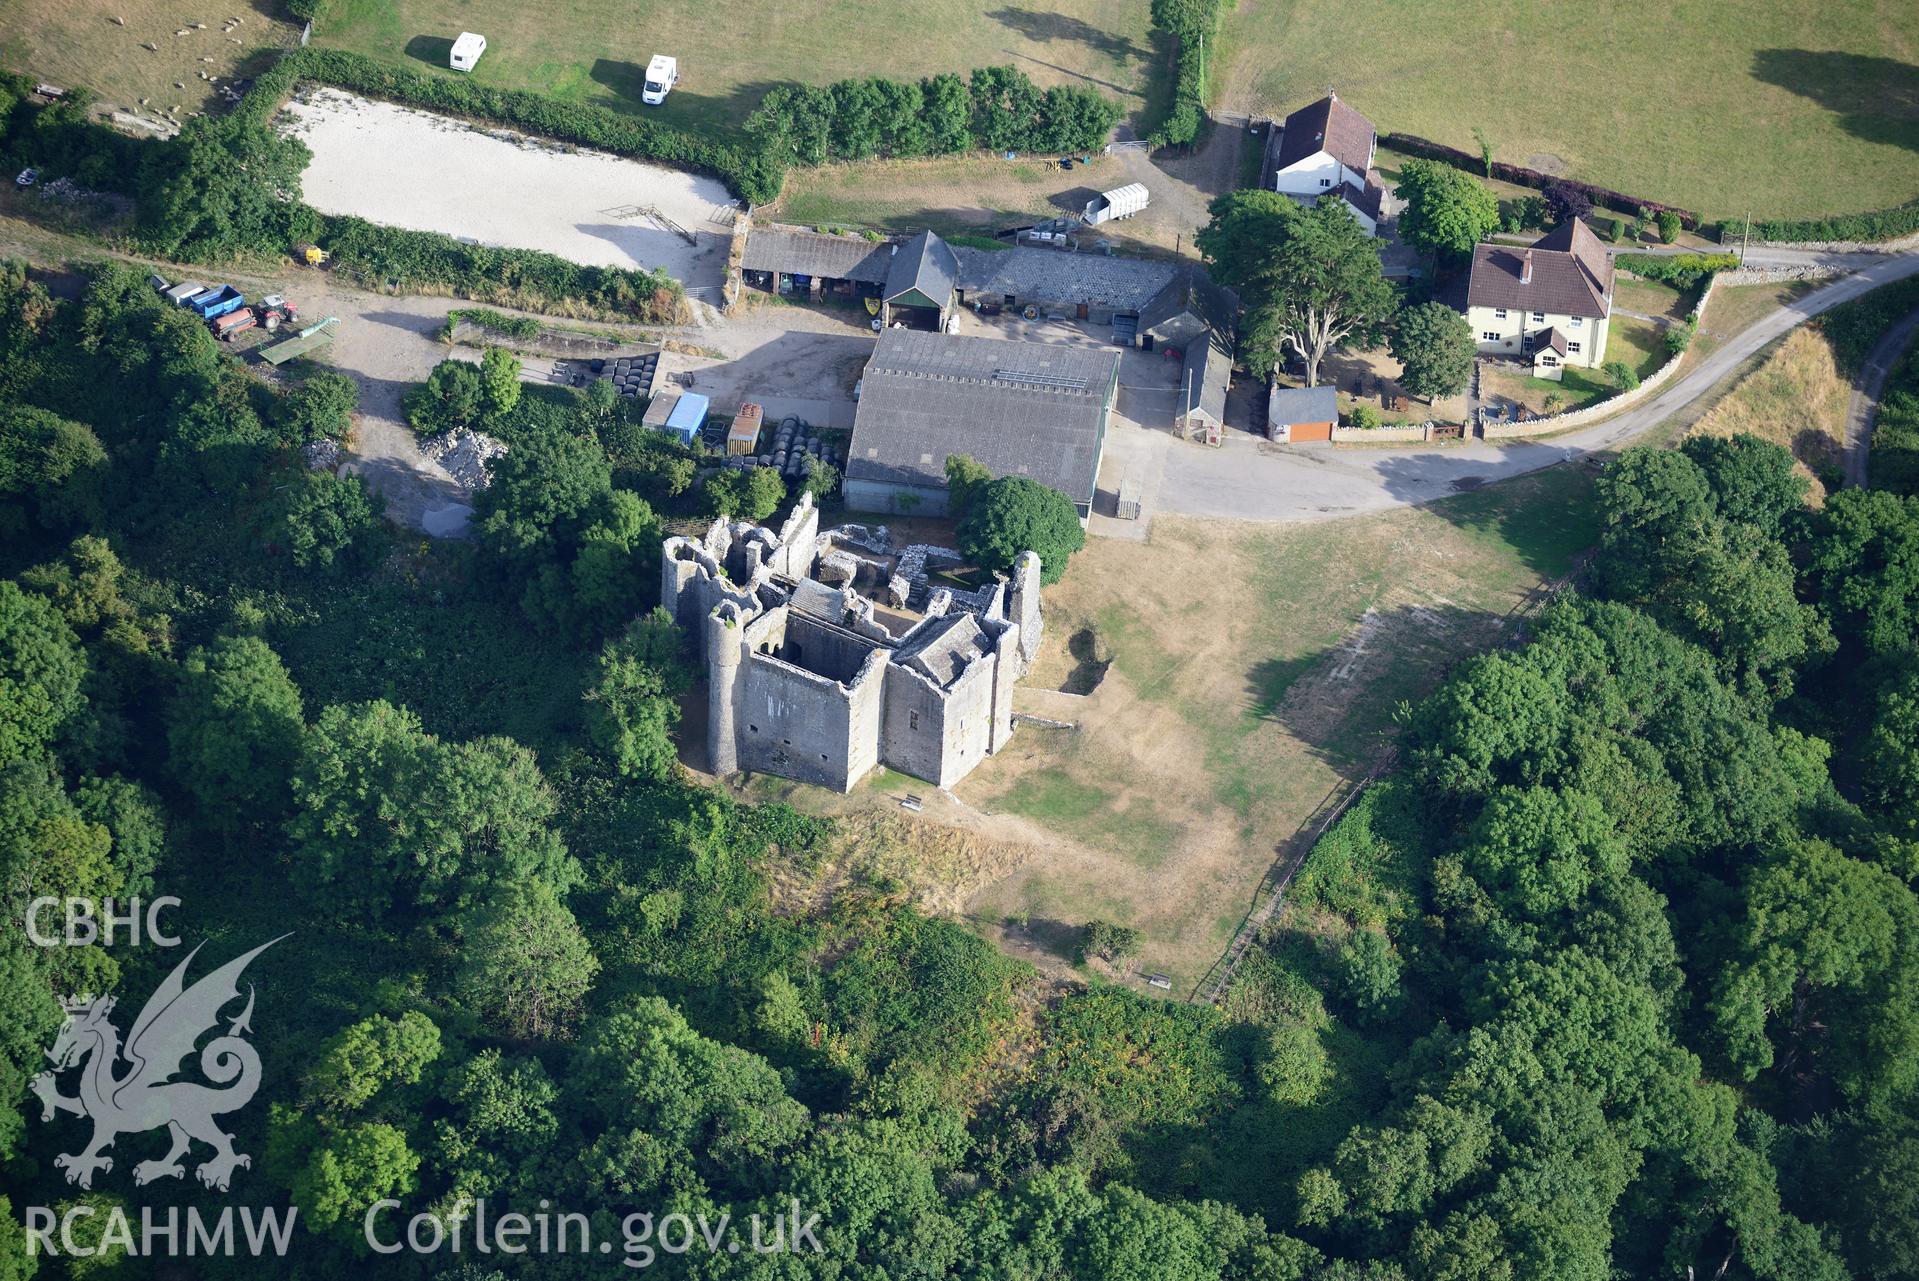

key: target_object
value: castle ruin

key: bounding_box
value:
[661,493,1044,792]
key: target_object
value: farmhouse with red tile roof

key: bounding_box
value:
[1464,218,1616,371]
[1267,93,1386,236]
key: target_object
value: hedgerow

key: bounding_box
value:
[1814,276,1919,375]
[316,214,686,325]
[1382,131,1700,228]
[438,309,542,343]
[1872,345,1919,497]
[1616,252,1738,290]
[1146,0,1224,148]
[743,65,1118,165]
[1724,200,1919,246]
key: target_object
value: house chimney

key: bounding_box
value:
[1520,250,1533,285]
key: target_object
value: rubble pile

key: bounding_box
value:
[301,439,343,472]
[421,429,507,490]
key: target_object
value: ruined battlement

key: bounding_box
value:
[664,493,1044,792]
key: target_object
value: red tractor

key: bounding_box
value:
[253,295,301,333]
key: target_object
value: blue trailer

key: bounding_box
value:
[187,285,245,320]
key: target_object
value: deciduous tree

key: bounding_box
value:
[1395,159,1499,260]
[958,475,1084,584]
[1390,302,1476,400]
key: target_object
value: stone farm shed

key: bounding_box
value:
[844,329,1120,518]
[739,226,893,298]
[1268,384,1339,443]
[1137,267,1237,354]
[1177,334,1234,442]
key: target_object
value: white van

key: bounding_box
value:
[450,32,486,72]
[642,55,678,105]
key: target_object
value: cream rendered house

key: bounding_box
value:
[1268,94,1386,237]
[1464,218,1615,374]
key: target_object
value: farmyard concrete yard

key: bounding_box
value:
[280,87,737,299]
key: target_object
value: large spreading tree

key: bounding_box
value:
[1198,193,1397,386]
[957,474,1085,585]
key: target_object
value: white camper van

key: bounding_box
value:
[449,32,486,72]
[642,55,679,105]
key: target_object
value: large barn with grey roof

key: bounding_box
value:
[843,329,1120,518]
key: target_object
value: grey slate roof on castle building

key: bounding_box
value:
[898,612,990,689]
[846,329,1119,507]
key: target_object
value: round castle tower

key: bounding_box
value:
[706,601,744,777]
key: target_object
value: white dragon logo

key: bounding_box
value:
[30,936,286,1192]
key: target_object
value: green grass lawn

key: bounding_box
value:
[314,0,1156,138]
[1221,0,1919,220]
[1485,309,1670,414]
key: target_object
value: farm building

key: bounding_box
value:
[1268,384,1339,443]
[738,227,893,299]
[1177,334,1234,443]
[843,330,1119,518]
[1137,267,1238,354]
[734,223,1230,346]
[642,389,710,445]
[882,231,960,331]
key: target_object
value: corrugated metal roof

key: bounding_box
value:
[740,227,895,283]
[846,330,1117,506]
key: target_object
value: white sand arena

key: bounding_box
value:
[281,88,736,297]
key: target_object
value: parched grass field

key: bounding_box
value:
[1219,0,1919,220]
[311,0,1156,135]
[8,0,1909,230]
[953,465,1598,991]
[1689,326,1851,496]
